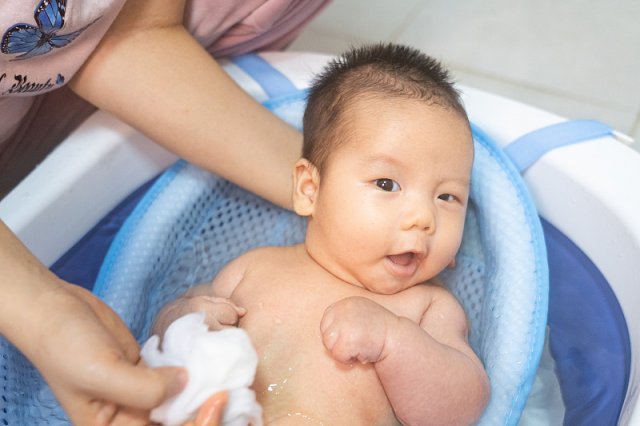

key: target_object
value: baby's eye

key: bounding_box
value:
[438,193,457,202]
[375,178,401,192]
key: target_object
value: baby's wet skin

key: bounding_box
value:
[233,246,420,425]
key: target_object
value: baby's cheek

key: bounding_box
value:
[439,241,456,263]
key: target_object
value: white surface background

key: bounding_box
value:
[289,0,640,150]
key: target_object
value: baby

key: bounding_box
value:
[154,43,490,425]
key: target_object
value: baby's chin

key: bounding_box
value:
[330,260,434,294]
[359,275,430,295]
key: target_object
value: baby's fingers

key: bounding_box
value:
[320,301,338,333]
[321,301,346,348]
[193,297,245,328]
[202,297,246,316]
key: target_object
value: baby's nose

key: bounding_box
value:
[401,200,435,233]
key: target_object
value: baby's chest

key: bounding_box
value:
[236,283,334,394]
[232,274,426,423]
[235,274,431,350]
[236,278,333,344]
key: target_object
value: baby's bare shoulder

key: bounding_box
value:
[413,281,470,343]
[212,245,299,296]
[377,282,448,323]
[416,280,465,314]
[400,279,450,302]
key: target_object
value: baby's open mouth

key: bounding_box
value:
[387,252,417,266]
[386,252,421,277]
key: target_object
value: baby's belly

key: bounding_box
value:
[246,324,399,425]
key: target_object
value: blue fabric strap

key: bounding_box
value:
[231,54,299,98]
[504,119,613,173]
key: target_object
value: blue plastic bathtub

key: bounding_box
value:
[1,52,638,426]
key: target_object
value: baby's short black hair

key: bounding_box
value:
[303,43,469,171]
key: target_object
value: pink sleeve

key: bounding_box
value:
[0,0,329,147]
[185,0,331,57]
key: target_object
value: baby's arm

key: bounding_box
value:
[321,289,489,426]
[381,289,489,425]
[152,255,249,337]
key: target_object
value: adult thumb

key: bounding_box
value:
[93,363,188,409]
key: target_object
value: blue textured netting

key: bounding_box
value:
[0,92,548,425]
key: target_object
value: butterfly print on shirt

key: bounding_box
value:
[1,0,100,60]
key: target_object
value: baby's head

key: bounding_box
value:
[294,43,473,294]
[302,43,470,173]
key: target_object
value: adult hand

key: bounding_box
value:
[184,392,228,426]
[0,221,186,425]
[110,390,228,426]
[25,282,187,425]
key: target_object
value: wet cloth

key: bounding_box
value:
[0,0,329,197]
[141,313,262,426]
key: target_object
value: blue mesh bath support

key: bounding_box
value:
[0,73,548,426]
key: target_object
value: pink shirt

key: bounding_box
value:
[0,0,329,145]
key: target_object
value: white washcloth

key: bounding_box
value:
[140,312,263,426]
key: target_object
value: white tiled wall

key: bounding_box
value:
[289,0,640,150]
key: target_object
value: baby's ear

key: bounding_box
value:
[292,158,320,217]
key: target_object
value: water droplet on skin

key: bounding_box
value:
[286,412,324,425]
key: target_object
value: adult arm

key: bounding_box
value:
[0,220,187,424]
[70,0,302,210]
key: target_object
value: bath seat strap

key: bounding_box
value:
[231,54,299,98]
[503,119,615,173]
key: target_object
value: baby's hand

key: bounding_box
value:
[320,296,397,365]
[186,296,247,330]
[153,296,246,337]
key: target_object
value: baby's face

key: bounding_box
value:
[305,98,473,294]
